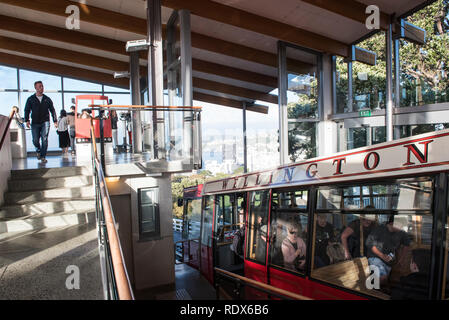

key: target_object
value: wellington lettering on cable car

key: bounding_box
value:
[203,130,449,195]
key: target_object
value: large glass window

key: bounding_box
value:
[353,32,386,111]
[288,122,317,161]
[20,70,61,91]
[0,65,18,89]
[347,126,386,150]
[246,104,279,172]
[399,2,449,107]
[63,77,102,92]
[335,56,349,114]
[312,179,434,300]
[270,189,309,274]
[0,92,19,116]
[284,44,321,162]
[245,190,270,264]
[395,123,449,140]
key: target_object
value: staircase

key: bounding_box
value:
[0,166,104,300]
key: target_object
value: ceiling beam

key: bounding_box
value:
[193,92,269,114]
[0,14,127,56]
[0,36,147,75]
[0,51,268,114]
[0,35,127,72]
[162,0,349,57]
[193,60,277,89]
[301,0,390,30]
[0,0,146,34]
[0,1,313,70]
[0,51,129,88]
[192,59,277,88]
[0,15,278,87]
[192,78,277,104]
[0,35,276,102]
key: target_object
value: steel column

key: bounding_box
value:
[393,38,401,139]
[180,10,193,162]
[278,41,289,165]
[386,22,394,141]
[130,51,142,153]
[166,12,177,151]
[347,61,353,113]
[147,0,165,159]
[243,102,248,173]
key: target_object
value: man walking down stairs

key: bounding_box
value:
[0,166,104,299]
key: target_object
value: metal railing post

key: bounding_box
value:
[99,110,106,172]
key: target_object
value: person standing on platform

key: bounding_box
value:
[24,81,57,163]
[67,106,77,155]
[57,110,70,158]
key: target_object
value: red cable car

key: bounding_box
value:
[181,129,449,300]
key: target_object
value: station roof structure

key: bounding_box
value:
[0,0,435,114]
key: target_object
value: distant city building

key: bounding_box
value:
[202,130,279,174]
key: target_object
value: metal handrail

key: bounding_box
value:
[214,267,312,300]
[0,106,18,152]
[90,123,134,300]
[89,104,202,111]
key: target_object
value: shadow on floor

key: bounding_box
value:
[134,263,216,300]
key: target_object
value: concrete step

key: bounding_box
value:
[4,185,95,205]
[0,210,96,234]
[0,200,96,220]
[8,175,93,192]
[10,166,91,180]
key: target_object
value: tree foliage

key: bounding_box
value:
[171,167,243,218]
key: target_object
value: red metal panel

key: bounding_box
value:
[268,268,366,300]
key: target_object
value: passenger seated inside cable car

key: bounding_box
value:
[270,189,309,274]
[311,179,433,299]
[281,222,307,272]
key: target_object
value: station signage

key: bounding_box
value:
[203,129,449,195]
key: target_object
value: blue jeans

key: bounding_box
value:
[368,257,392,277]
[31,121,50,158]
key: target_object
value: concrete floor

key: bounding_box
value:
[13,151,146,170]
[0,223,103,300]
[135,263,216,300]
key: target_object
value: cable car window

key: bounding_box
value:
[270,190,309,274]
[245,190,270,264]
[201,196,214,247]
[215,194,234,244]
[183,199,202,240]
[311,211,433,299]
[317,180,432,211]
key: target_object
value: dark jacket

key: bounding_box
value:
[24,94,57,124]
[111,115,118,129]
[390,272,429,300]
